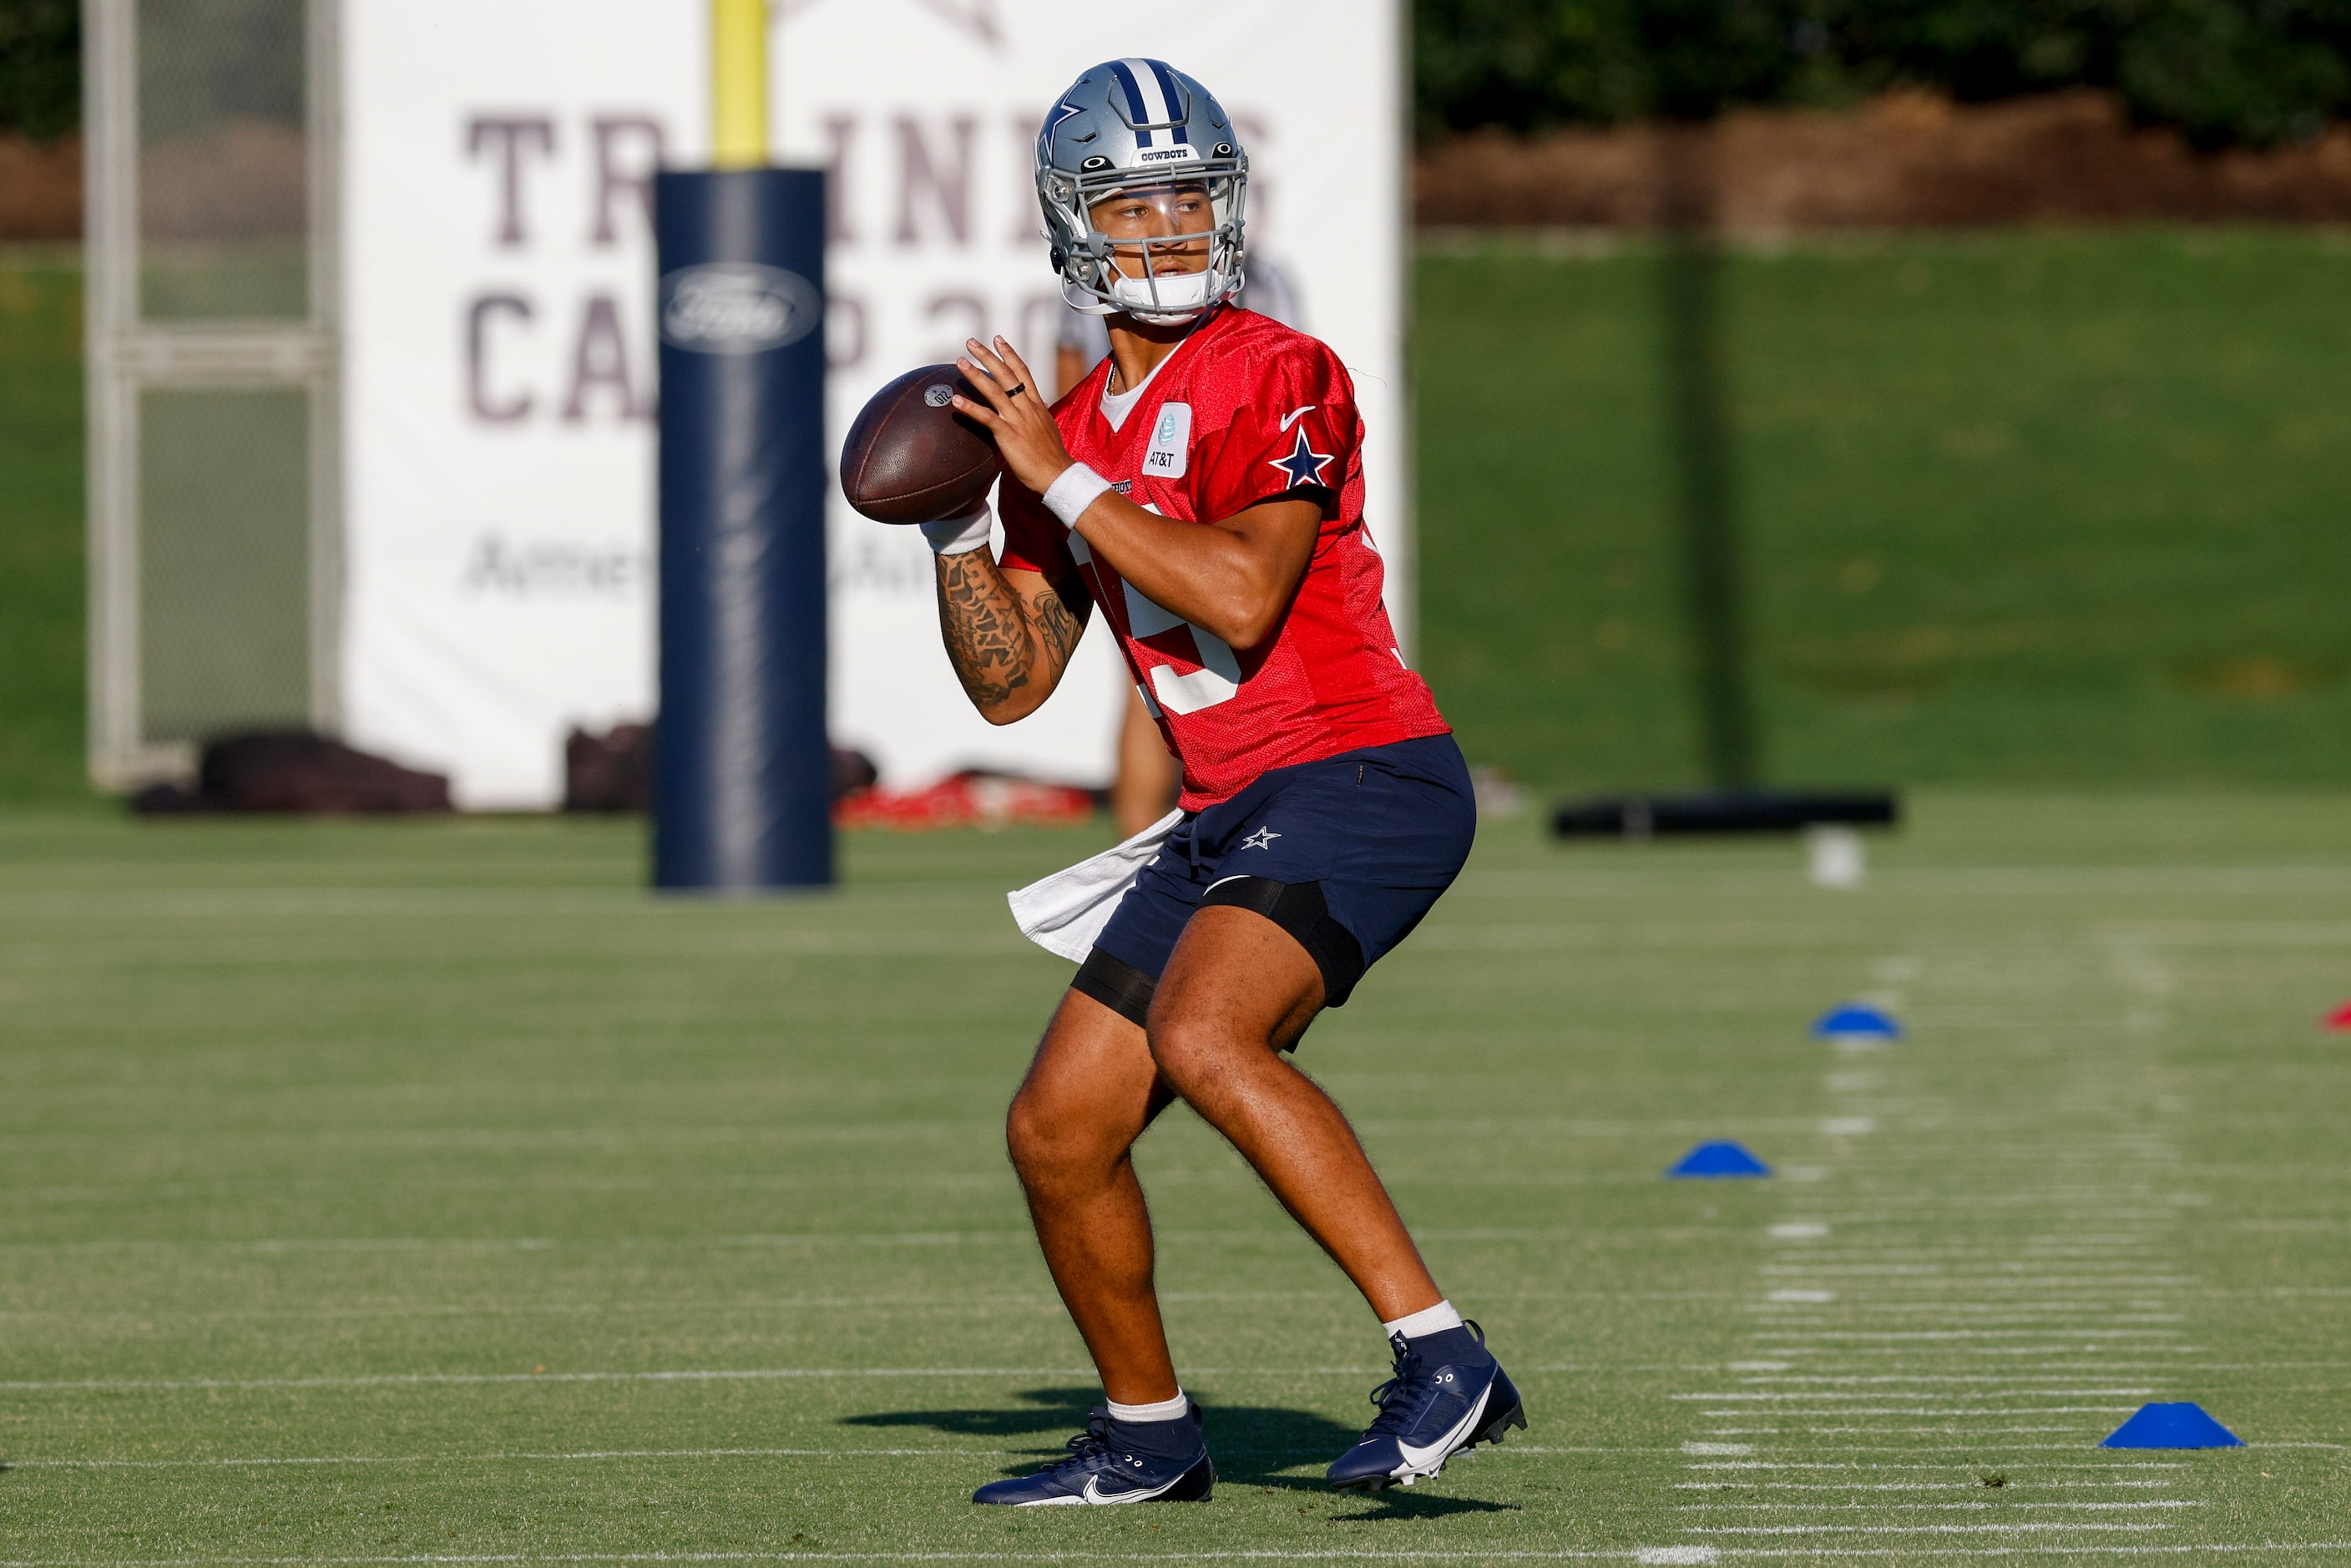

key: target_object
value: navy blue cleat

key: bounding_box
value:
[972,1403,1215,1506]
[1326,1322,1526,1491]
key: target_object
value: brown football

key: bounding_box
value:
[839,363,1003,524]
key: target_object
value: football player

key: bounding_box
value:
[913,58,1524,1505]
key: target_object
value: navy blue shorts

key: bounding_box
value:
[1074,734,1477,1032]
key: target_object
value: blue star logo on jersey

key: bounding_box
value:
[1268,430,1333,490]
[1241,826,1281,850]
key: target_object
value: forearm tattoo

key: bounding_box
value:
[1035,574,1088,670]
[937,552,1036,711]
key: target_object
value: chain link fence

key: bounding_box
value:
[86,0,337,787]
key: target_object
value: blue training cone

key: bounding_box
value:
[2100,1403,2244,1449]
[1670,1141,1771,1178]
[1812,1003,1902,1040]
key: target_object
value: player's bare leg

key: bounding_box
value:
[1004,913,1446,1386]
[984,991,1212,1506]
[1145,905,1444,1321]
[1004,990,1182,1404]
[1149,905,1526,1488]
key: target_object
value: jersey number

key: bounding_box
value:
[1068,529,1239,714]
[1138,596,1241,716]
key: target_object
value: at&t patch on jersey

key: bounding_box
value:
[1144,402,1192,478]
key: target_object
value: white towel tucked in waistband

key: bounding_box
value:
[1007,808,1183,963]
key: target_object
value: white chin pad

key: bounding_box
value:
[1110,268,1221,322]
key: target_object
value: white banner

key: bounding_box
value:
[341,0,701,808]
[341,0,1405,809]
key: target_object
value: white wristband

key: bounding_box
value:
[918,505,993,557]
[1042,463,1115,529]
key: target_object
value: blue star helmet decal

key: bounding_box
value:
[1038,99,1086,157]
[1268,430,1333,489]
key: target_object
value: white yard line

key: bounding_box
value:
[0,1222,1820,1256]
[1747,1329,2187,1340]
[1712,1550,2351,1561]
[0,1552,1741,1566]
[1787,1429,2106,1439]
[1691,1525,2172,1536]
[0,1368,1098,1392]
[1754,1272,2194,1284]
[1682,1446,2160,1458]
[1686,1461,2186,1469]
[1,1444,1668,1469]
[1694,1407,2136,1416]
[0,1287,1786,1325]
[1692,1523,2162,1542]
[1764,1250,2164,1263]
[1748,1347,2206,1358]
[1678,1503,2202,1512]
[1676,1389,2161,1399]
[8,1548,2350,1568]
[0,1363,1692,1394]
[1731,1374,2177,1383]
[1664,1485,2172,1495]
[3,1449,991,1468]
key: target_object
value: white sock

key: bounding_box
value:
[1105,1388,1189,1424]
[1382,1299,1464,1342]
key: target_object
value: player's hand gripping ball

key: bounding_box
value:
[949,336,1078,500]
[839,363,1004,524]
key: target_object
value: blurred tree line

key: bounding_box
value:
[1419,0,2351,148]
[0,0,73,139]
[5,1,2346,150]
[2,0,305,141]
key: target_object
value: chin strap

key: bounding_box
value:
[1105,265,1233,326]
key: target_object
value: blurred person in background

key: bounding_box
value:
[1060,258,1306,838]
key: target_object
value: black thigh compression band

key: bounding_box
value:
[1196,876,1368,1008]
[1072,948,1156,1029]
[1070,879,1368,1034]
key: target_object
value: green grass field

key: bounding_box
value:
[9,230,2351,800]
[6,799,2349,1562]
[1417,229,2351,791]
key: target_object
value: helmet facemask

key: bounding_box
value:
[1043,158,1247,326]
[1034,59,1251,326]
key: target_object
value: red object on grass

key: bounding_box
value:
[834,771,1095,832]
[2325,1003,2351,1031]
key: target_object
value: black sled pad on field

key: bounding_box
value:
[1550,788,1898,839]
[131,731,453,816]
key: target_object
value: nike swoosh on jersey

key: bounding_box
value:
[1280,404,1317,432]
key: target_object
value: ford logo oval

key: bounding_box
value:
[658,263,821,355]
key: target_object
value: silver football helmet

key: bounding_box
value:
[1034,59,1248,325]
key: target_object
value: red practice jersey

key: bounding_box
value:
[999,306,1449,811]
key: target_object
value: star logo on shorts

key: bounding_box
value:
[1240,826,1281,850]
